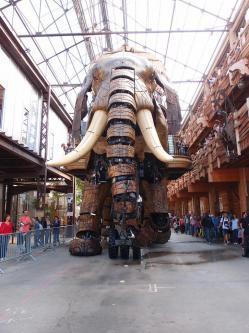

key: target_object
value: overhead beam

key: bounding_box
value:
[47,166,72,181]
[176,192,192,199]
[51,83,82,88]
[121,0,128,46]
[188,183,210,193]
[72,0,95,61]
[0,0,22,11]
[0,134,43,166]
[37,39,85,65]
[177,0,229,23]
[123,34,204,75]
[208,169,240,183]
[18,28,228,38]
[0,165,37,169]
[172,80,204,83]
[0,16,72,128]
[164,0,176,65]
[99,0,113,50]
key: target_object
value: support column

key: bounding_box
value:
[66,180,74,225]
[208,186,216,215]
[0,183,3,220]
[239,168,248,213]
[200,196,209,215]
[182,199,188,216]
[219,189,230,212]
[176,200,180,217]
[40,85,51,211]
[72,176,76,227]
[2,184,7,218]
[5,183,12,215]
[181,200,185,216]
[191,194,200,216]
[172,199,180,217]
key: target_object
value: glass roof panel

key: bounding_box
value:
[0,0,243,119]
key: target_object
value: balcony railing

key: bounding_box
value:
[167,135,189,156]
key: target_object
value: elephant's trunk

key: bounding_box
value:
[106,68,138,230]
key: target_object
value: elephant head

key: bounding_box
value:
[47,49,189,168]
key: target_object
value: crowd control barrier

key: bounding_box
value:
[0,225,76,274]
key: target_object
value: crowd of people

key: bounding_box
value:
[0,210,62,261]
[175,139,189,156]
[172,211,249,257]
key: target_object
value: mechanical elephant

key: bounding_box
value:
[47,48,191,259]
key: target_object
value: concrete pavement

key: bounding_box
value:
[0,233,249,333]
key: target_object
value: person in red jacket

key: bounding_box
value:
[0,214,13,261]
[18,210,32,254]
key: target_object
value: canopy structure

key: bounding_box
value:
[0,0,243,120]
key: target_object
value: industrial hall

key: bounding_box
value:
[1,1,249,333]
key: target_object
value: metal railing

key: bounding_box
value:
[0,225,76,274]
[167,135,190,156]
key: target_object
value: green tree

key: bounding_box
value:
[76,177,84,206]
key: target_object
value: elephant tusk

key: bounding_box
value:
[137,109,174,163]
[47,110,107,167]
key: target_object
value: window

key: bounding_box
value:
[49,132,54,160]
[0,84,5,129]
[21,108,29,145]
[21,103,39,150]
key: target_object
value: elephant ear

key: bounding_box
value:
[154,71,182,135]
[72,69,93,142]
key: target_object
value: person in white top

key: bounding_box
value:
[220,212,231,245]
[231,214,239,244]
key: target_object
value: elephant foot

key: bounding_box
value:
[154,229,171,244]
[69,234,102,256]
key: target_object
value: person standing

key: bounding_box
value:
[190,215,197,236]
[179,216,185,233]
[231,214,239,244]
[34,217,43,248]
[241,212,249,257]
[44,216,51,245]
[202,213,213,244]
[194,216,201,237]
[210,214,219,241]
[220,212,231,245]
[0,215,13,261]
[52,216,60,246]
[239,212,247,245]
[18,210,32,254]
[184,212,191,235]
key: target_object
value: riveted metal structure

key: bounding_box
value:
[47,49,191,259]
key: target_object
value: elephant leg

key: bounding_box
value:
[141,179,171,244]
[69,180,110,256]
[101,195,112,238]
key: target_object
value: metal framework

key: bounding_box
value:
[164,0,176,65]
[121,0,128,46]
[177,0,230,22]
[40,85,51,209]
[18,28,229,38]
[72,0,95,61]
[0,0,242,121]
[0,0,22,11]
[39,86,51,160]
[99,0,113,51]
[1,6,76,111]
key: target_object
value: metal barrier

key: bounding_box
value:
[167,135,189,156]
[0,225,76,274]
